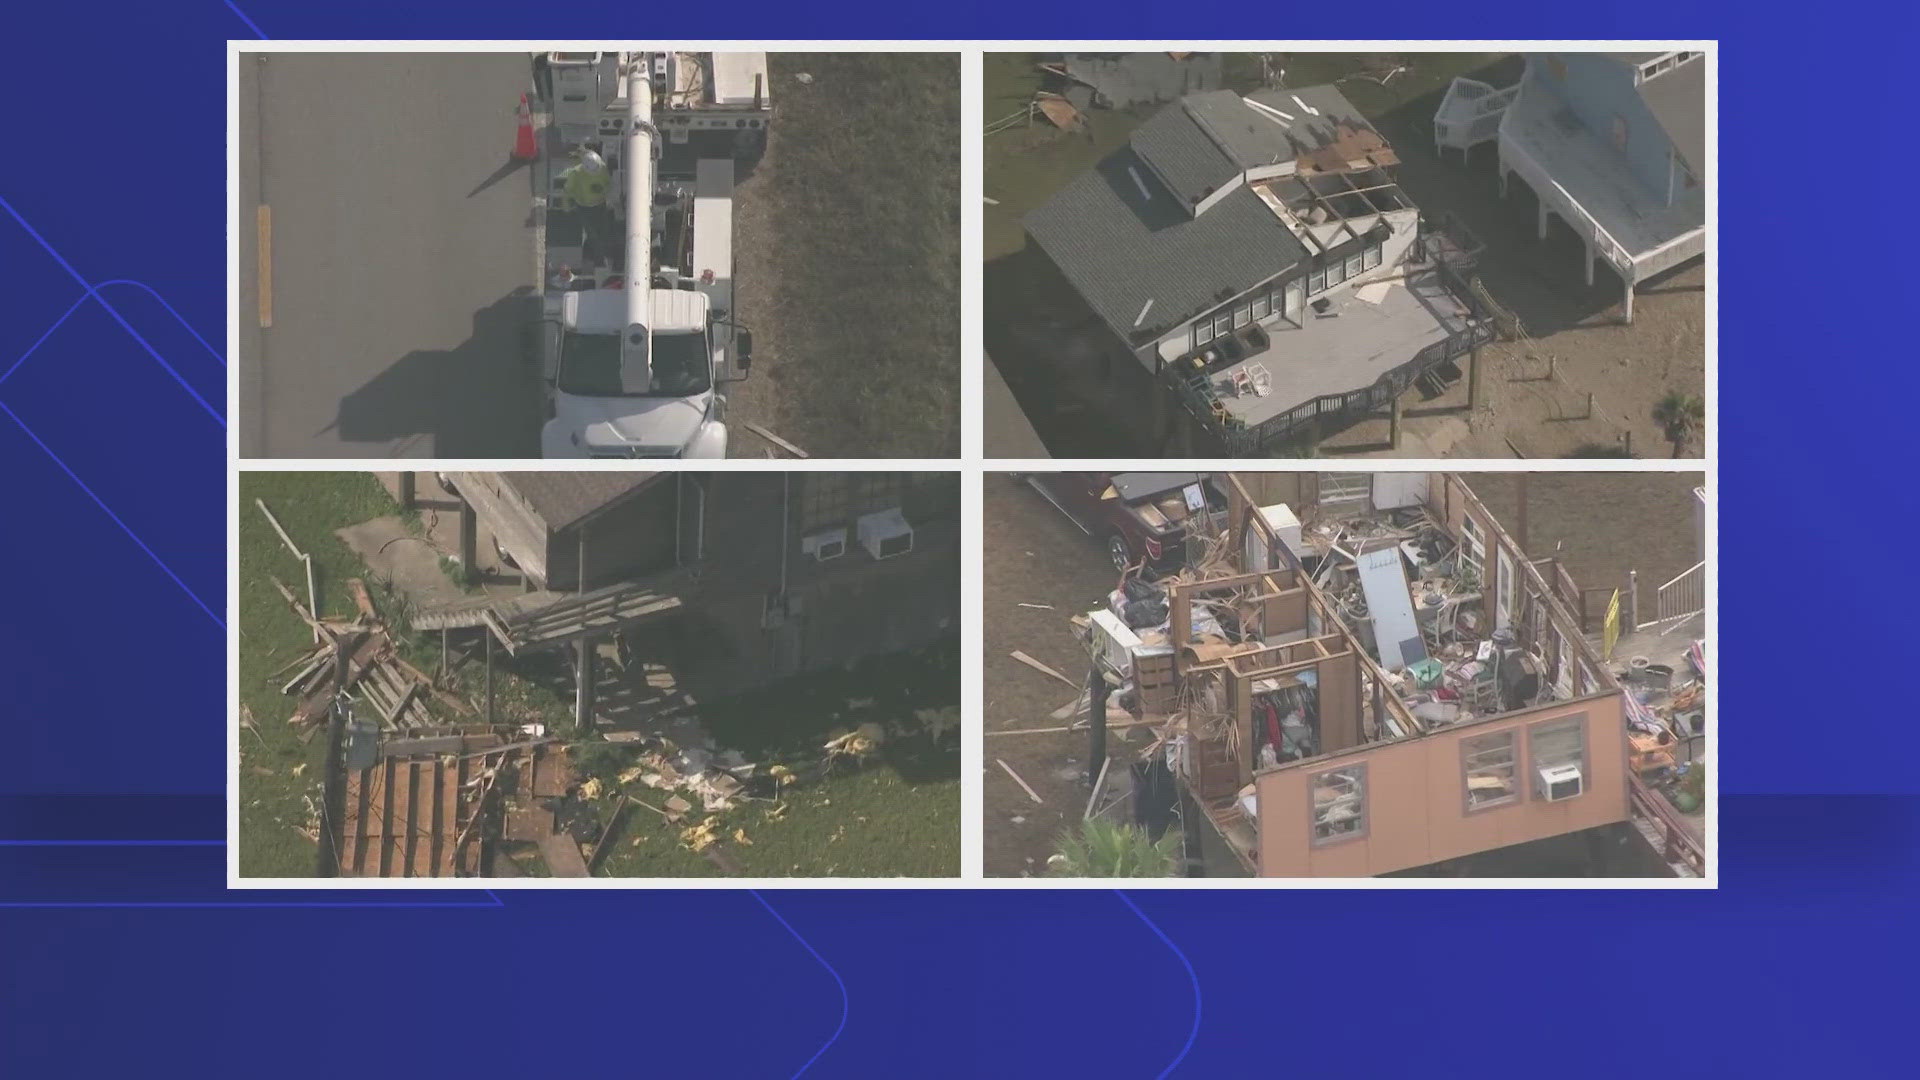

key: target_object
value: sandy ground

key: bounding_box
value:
[982,471,1706,877]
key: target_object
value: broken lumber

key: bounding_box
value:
[1011,650,1079,689]
[270,575,326,634]
[997,758,1044,804]
[255,498,304,560]
[347,578,378,621]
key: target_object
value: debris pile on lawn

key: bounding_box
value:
[270,575,470,741]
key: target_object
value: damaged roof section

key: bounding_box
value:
[1024,83,1404,347]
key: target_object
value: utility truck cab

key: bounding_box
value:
[541,289,735,458]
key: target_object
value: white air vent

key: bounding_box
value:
[1536,763,1584,802]
[801,527,847,562]
[856,508,913,560]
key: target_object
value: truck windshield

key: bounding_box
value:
[558,330,711,398]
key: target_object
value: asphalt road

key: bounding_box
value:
[238,53,541,458]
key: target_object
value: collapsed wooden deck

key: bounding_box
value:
[337,729,574,878]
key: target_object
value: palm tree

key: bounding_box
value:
[1049,819,1181,878]
[1651,392,1705,458]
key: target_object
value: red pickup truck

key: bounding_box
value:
[1023,472,1226,574]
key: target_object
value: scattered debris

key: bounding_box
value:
[680,818,720,852]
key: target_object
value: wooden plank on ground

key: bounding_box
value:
[1011,650,1079,689]
[997,758,1046,804]
[380,758,400,878]
[742,421,809,458]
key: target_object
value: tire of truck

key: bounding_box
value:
[1104,532,1133,574]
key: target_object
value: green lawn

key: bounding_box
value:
[238,473,959,879]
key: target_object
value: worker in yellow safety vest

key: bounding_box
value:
[559,142,616,264]
[560,143,610,208]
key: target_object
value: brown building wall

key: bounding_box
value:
[1254,694,1628,876]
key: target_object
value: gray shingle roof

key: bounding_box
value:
[1638,59,1705,173]
[1024,147,1307,348]
[1183,90,1296,169]
[500,473,664,530]
[1128,102,1241,210]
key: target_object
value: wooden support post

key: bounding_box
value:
[1086,664,1108,789]
[1467,343,1480,412]
[440,627,449,678]
[1389,391,1402,448]
[575,636,595,732]
[1584,240,1595,287]
[458,499,477,576]
[484,631,495,726]
[398,472,416,511]
[1621,276,1635,324]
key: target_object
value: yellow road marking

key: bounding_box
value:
[256,204,273,329]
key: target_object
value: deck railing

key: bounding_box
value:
[1171,261,1495,456]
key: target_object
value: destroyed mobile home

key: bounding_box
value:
[1059,473,1706,878]
[255,471,960,878]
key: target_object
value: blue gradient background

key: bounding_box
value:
[0,4,1899,1075]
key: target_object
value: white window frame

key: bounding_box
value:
[1462,729,1520,811]
[1308,267,1327,293]
[1459,515,1485,584]
[1194,319,1214,347]
[1362,242,1381,271]
[1529,715,1587,778]
[1252,294,1271,320]
[1309,764,1368,846]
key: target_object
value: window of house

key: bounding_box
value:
[1252,294,1271,320]
[1362,242,1381,271]
[1194,319,1215,347]
[1458,514,1485,585]
[1529,715,1587,799]
[1214,310,1234,338]
[1325,259,1347,289]
[1308,267,1326,293]
[1234,302,1252,329]
[1344,252,1364,279]
[1310,765,1367,845]
[1462,730,1520,810]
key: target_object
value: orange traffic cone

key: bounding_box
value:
[512,93,538,161]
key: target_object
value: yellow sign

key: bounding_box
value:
[1602,589,1621,659]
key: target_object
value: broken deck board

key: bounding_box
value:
[536,833,591,878]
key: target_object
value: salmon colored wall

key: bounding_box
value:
[1254,694,1628,876]
[1317,650,1361,754]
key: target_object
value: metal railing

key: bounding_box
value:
[1654,560,1705,627]
[1171,260,1495,456]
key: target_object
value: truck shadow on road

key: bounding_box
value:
[330,288,544,457]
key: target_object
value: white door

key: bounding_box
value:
[1284,281,1305,326]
